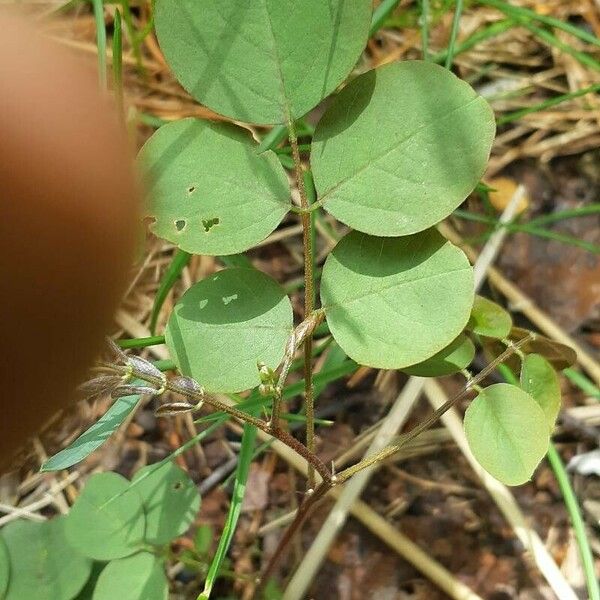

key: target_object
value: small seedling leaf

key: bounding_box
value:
[520,353,561,430]
[92,552,167,600]
[65,472,146,560]
[165,267,294,392]
[467,295,512,339]
[131,462,200,545]
[402,334,475,377]
[311,61,495,236]
[139,119,290,255]
[320,229,474,369]
[154,0,372,125]
[41,393,140,471]
[464,383,550,485]
[2,517,92,600]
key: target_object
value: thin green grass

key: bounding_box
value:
[112,8,124,121]
[150,249,191,334]
[91,0,107,89]
[453,209,600,254]
[497,84,600,126]
[445,0,464,69]
[370,0,403,36]
[420,0,430,61]
[117,335,166,349]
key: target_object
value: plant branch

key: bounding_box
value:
[102,361,332,484]
[288,119,317,490]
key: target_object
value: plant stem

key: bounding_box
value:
[105,362,332,483]
[288,119,317,491]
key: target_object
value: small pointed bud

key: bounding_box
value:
[78,375,121,399]
[111,384,157,398]
[171,376,204,398]
[106,336,127,362]
[257,361,275,384]
[127,355,163,380]
[155,401,197,417]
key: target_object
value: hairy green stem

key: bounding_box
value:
[288,119,317,490]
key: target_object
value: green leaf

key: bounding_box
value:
[467,295,512,339]
[402,334,475,377]
[139,119,290,256]
[92,552,167,600]
[41,394,140,472]
[154,0,372,125]
[0,534,10,598]
[320,229,474,369]
[520,353,561,430]
[131,462,200,545]
[165,267,293,392]
[3,517,92,600]
[65,472,146,560]
[311,61,495,236]
[464,383,550,486]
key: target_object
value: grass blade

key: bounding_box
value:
[420,0,430,61]
[117,335,166,350]
[445,0,464,69]
[112,8,124,120]
[370,0,402,36]
[497,84,600,126]
[150,249,191,334]
[90,0,107,89]
[198,422,257,599]
[479,0,600,49]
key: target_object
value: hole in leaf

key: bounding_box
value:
[187,186,196,194]
[173,481,183,491]
[175,219,186,232]
[202,217,220,232]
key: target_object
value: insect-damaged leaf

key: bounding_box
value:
[311,61,495,236]
[165,268,293,392]
[154,0,372,125]
[139,119,290,255]
[320,229,474,369]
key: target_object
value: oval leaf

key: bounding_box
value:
[520,353,561,430]
[165,267,294,392]
[464,383,550,486]
[139,119,290,255]
[402,334,475,377]
[131,462,200,545]
[311,61,495,236]
[0,534,9,598]
[320,229,474,369]
[154,0,372,125]
[92,552,167,600]
[65,472,146,560]
[467,295,512,339]
[3,517,91,600]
